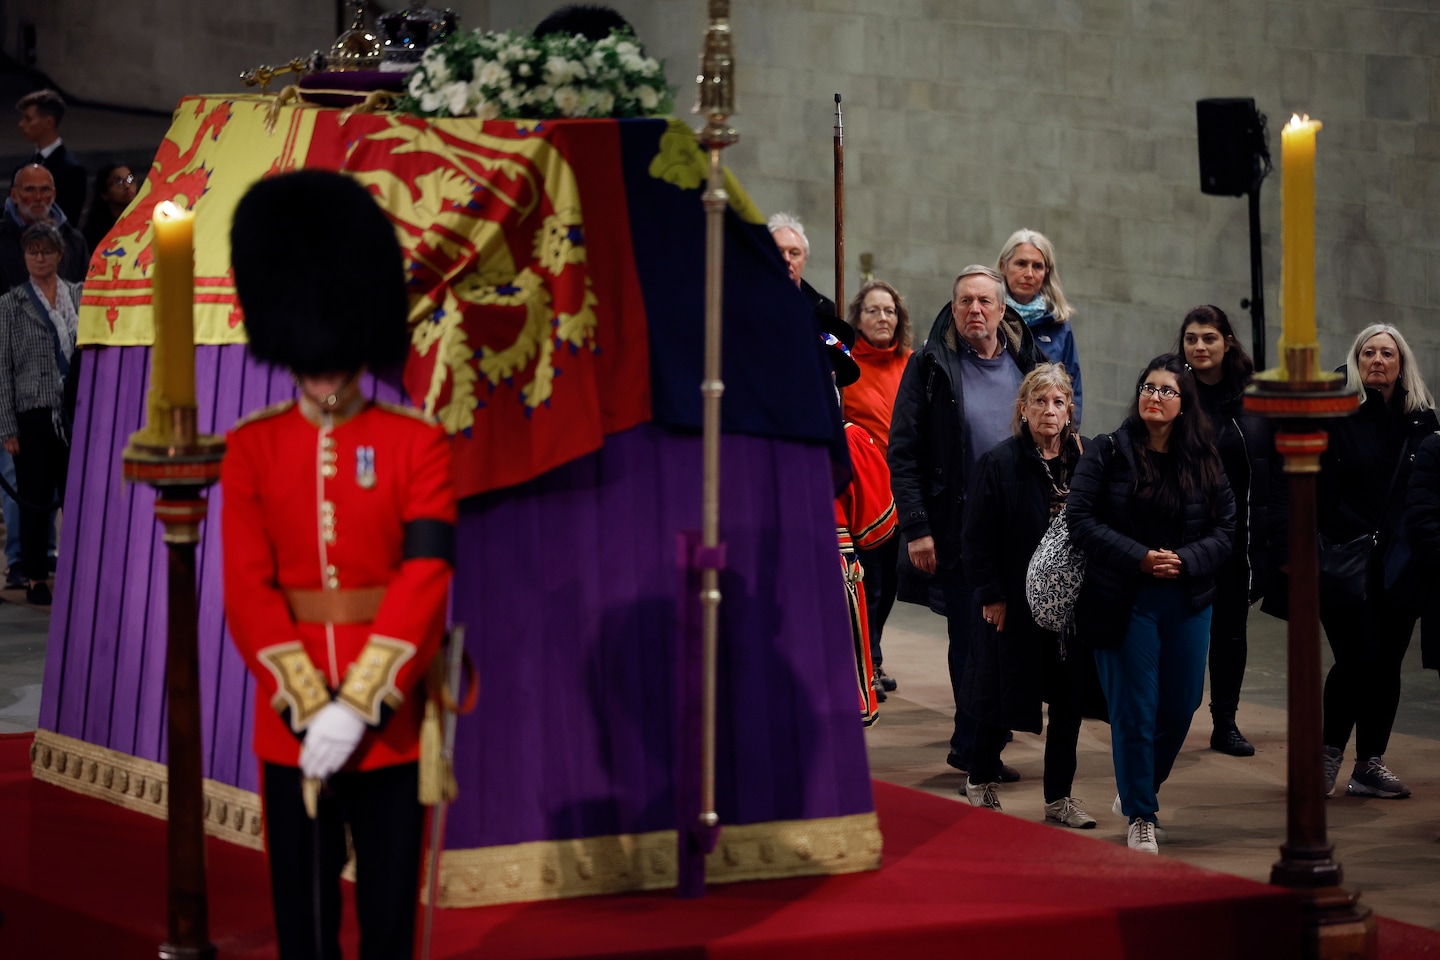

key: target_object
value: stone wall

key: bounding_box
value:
[23,0,1439,428]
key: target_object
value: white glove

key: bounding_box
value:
[299,702,368,780]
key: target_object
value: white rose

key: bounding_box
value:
[420,89,444,113]
[408,71,428,97]
[478,61,508,87]
[592,90,615,115]
[637,85,659,110]
[614,40,638,59]
[441,80,472,115]
[618,52,645,73]
[475,99,500,121]
[517,62,532,77]
[427,57,452,87]
[554,86,581,116]
[543,55,570,86]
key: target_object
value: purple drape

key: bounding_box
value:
[42,344,875,850]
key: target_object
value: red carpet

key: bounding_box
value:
[0,731,1432,958]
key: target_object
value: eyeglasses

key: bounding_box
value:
[861,305,897,318]
[1139,383,1181,401]
[23,248,59,258]
[108,174,136,187]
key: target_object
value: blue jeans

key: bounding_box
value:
[0,445,56,577]
[1095,582,1211,822]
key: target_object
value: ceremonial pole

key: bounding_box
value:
[677,0,737,899]
[832,93,844,317]
[122,201,225,960]
[1243,114,1374,959]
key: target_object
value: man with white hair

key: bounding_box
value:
[888,265,1039,806]
[768,212,836,319]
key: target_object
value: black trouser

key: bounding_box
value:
[858,535,899,668]
[262,762,425,960]
[941,568,979,762]
[14,408,67,583]
[969,636,1083,801]
[1320,595,1418,761]
[1206,558,1249,725]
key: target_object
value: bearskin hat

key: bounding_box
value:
[230,169,410,376]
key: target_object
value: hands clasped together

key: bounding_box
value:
[1140,548,1182,579]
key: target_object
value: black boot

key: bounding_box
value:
[1210,717,1255,757]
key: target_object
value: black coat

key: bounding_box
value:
[888,304,1038,572]
[1405,432,1440,670]
[1067,426,1236,648]
[1194,377,1272,602]
[957,433,1083,732]
[38,144,88,227]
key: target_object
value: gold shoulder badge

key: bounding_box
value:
[374,400,436,425]
[232,399,296,432]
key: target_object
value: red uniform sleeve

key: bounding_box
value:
[844,424,898,551]
[221,419,330,735]
[335,421,457,727]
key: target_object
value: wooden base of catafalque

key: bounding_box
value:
[122,403,224,960]
[1244,345,1375,960]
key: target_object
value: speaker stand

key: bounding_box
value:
[1242,186,1267,370]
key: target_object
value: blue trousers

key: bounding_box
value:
[1095,582,1211,822]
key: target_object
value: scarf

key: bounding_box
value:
[1006,293,1050,326]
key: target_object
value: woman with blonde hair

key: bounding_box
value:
[997,229,1084,423]
[843,279,913,697]
[1318,324,1437,800]
[956,364,1094,826]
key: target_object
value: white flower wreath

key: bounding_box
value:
[398,28,675,120]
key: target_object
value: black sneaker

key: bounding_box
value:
[1210,723,1255,757]
[1346,757,1411,799]
[25,581,52,606]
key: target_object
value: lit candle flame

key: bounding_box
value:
[1287,113,1311,128]
[155,200,182,220]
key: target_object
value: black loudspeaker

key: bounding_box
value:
[1196,98,1262,197]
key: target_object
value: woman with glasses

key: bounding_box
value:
[0,223,80,605]
[1174,306,1270,758]
[843,279,913,699]
[997,229,1084,424]
[1067,354,1235,853]
[82,163,139,252]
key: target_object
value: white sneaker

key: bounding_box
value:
[964,779,1002,810]
[1127,817,1159,854]
[1045,797,1097,829]
[1323,746,1344,797]
[1112,794,1167,843]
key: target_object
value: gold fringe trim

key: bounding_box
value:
[29,729,265,851]
[426,811,883,908]
[28,730,882,907]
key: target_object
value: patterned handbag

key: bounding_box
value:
[1026,506,1086,632]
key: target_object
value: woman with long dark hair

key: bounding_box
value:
[1318,324,1437,800]
[1174,305,1269,757]
[81,163,138,252]
[1067,354,1235,853]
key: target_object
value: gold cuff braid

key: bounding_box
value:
[257,643,331,732]
[337,635,415,725]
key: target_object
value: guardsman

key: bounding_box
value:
[223,169,456,959]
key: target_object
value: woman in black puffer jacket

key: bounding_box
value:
[1174,305,1271,758]
[1318,324,1437,802]
[1067,354,1234,854]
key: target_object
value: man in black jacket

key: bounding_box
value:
[16,90,86,226]
[0,165,88,292]
[888,264,1037,785]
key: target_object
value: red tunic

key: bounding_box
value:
[835,422,898,724]
[221,397,456,770]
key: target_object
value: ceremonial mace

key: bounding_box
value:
[677,0,737,899]
[1243,115,1374,959]
[121,201,224,960]
[833,93,844,317]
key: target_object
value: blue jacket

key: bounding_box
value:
[1006,305,1083,426]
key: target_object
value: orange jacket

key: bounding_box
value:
[842,338,911,459]
[221,396,456,770]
